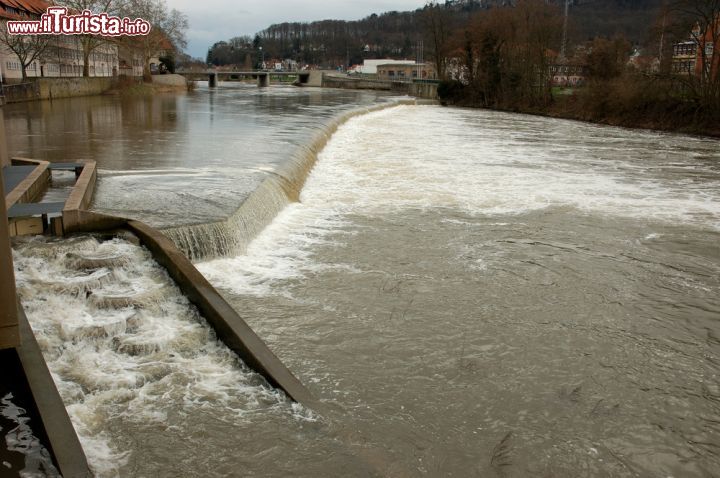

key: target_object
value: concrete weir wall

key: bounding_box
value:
[162,99,420,260]
[320,74,439,100]
[3,78,116,103]
[62,161,97,233]
[127,220,318,407]
[5,158,51,208]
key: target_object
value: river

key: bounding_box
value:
[8,86,720,477]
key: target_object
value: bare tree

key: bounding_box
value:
[0,20,50,80]
[423,2,452,79]
[669,0,720,110]
[459,0,562,107]
[53,0,127,77]
[120,0,188,82]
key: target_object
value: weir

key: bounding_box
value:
[163,99,419,261]
[1,95,427,474]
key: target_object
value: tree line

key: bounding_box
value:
[206,0,666,70]
[437,0,719,135]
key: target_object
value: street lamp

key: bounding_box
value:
[259,46,264,70]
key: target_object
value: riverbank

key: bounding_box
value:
[105,74,190,97]
[438,80,720,138]
[321,73,439,100]
[3,77,115,103]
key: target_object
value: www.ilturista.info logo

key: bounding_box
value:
[7,7,151,36]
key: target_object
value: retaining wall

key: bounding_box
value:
[321,74,439,99]
[3,78,116,103]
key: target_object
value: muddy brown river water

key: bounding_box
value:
[7,88,720,477]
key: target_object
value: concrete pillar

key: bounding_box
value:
[0,105,19,350]
[0,105,8,168]
[208,73,217,88]
[257,73,269,87]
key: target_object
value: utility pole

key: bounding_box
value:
[658,9,667,65]
[560,0,570,60]
[417,39,424,80]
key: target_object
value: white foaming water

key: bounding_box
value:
[13,236,297,477]
[302,106,720,222]
[198,105,720,295]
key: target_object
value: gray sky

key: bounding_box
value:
[169,0,428,58]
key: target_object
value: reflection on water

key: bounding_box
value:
[4,84,397,227]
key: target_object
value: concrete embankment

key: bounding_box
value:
[3,75,188,103]
[3,78,116,103]
[4,158,50,208]
[320,74,439,100]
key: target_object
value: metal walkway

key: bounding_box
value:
[2,165,35,195]
[3,162,86,228]
[7,202,65,218]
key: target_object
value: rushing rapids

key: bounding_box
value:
[8,89,720,476]
[197,105,720,477]
[12,236,314,476]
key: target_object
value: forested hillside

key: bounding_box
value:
[206,0,666,68]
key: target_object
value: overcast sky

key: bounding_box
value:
[168,0,428,58]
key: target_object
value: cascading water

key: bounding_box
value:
[195,105,720,477]
[12,235,313,477]
[161,100,417,261]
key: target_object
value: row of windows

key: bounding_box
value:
[91,52,114,63]
[381,70,432,78]
[4,61,116,74]
[5,62,38,71]
[550,65,585,74]
[50,50,116,63]
[675,42,717,58]
[672,60,696,73]
[674,43,697,56]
